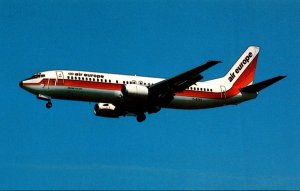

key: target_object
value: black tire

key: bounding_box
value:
[46,102,52,109]
[136,113,146,122]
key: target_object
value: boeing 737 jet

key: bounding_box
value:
[19,46,286,122]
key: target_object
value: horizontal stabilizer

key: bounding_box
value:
[240,76,286,93]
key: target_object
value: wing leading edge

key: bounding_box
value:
[148,60,221,102]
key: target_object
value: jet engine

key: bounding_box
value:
[121,84,149,100]
[94,103,123,118]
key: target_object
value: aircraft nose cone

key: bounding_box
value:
[19,81,23,88]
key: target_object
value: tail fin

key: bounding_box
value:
[224,46,260,89]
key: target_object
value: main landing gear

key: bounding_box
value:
[136,113,146,122]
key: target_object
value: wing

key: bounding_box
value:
[148,60,221,102]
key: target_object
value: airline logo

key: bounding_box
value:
[228,52,253,83]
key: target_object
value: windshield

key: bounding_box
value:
[30,73,45,79]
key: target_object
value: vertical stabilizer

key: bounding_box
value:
[224,46,260,89]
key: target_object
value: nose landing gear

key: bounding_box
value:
[46,101,52,109]
[37,94,52,109]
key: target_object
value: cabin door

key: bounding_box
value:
[56,71,64,86]
[220,85,227,99]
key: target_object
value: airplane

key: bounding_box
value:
[19,46,286,122]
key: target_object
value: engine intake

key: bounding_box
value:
[94,103,122,118]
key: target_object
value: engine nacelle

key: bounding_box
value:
[121,84,149,100]
[94,103,122,118]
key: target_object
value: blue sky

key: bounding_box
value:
[0,0,299,189]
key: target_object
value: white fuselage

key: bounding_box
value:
[20,70,257,110]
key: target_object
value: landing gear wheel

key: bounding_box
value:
[136,113,146,122]
[46,102,52,109]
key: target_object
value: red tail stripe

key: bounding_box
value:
[226,54,258,97]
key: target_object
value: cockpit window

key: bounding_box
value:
[30,74,45,79]
[31,75,39,79]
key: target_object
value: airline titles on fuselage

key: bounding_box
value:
[67,72,105,79]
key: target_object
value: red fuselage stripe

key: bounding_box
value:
[24,79,223,99]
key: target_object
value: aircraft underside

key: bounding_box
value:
[24,84,257,122]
